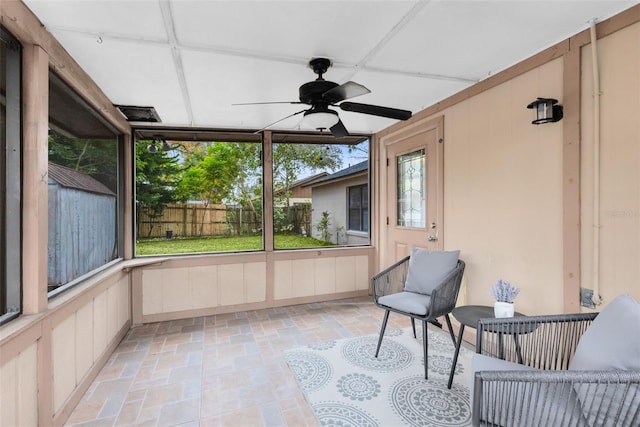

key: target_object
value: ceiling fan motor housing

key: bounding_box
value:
[299,80,338,105]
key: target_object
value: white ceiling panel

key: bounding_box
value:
[368,1,638,81]
[48,30,190,124]
[182,50,311,127]
[22,0,640,135]
[171,1,417,65]
[25,0,168,42]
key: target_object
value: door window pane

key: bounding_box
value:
[397,149,425,228]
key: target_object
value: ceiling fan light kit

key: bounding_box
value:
[238,57,412,137]
[301,109,340,130]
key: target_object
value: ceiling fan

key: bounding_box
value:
[236,58,412,138]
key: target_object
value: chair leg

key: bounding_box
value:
[375,310,390,358]
[444,314,456,346]
[411,318,416,338]
[422,320,428,379]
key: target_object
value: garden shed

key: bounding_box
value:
[47,162,117,289]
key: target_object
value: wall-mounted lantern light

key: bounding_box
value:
[526,98,563,124]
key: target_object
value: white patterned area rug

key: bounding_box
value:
[284,326,473,427]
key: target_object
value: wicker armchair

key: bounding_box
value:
[472,313,640,427]
[371,255,465,379]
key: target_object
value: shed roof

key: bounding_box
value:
[48,162,116,196]
[304,161,368,187]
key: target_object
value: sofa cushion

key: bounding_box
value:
[378,292,431,316]
[569,294,640,427]
[403,249,459,295]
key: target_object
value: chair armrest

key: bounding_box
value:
[473,369,640,427]
[371,256,410,304]
[476,312,598,370]
[429,259,465,317]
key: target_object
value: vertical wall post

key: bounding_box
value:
[562,42,582,313]
[22,44,49,314]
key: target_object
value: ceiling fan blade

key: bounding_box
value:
[253,109,307,134]
[322,81,371,103]
[339,102,412,120]
[330,119,349,138]
[233,101,304,106]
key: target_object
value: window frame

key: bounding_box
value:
[347,183,369,233]
[46,71,125,298]
[1,26,22,324]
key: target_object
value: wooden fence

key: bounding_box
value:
[137,203,311,239]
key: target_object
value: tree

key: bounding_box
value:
[135,142,182,238]
[177,143,245,236]
[48,131,118,191]
[273,144,342,206]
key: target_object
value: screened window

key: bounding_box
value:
[134,139,263,256]
[1,27,21,322]
[274,139,370,248]
[47,72,123,296]
[348,184,368,233]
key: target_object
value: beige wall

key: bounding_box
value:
[444,58,565,314]
[131,249,372,324]
[580,21,640,305]
[274,254,370,299]
[377,59,566,314]
[375,8,640,315]
[0,269,130,426]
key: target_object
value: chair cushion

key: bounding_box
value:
[569,293,640,427]
[378,291,431,316]
[403,248,460,295]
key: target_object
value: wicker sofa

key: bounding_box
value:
[472,294,640,427]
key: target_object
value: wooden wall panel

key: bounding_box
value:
[0,342,38,426]
[292,259,315,298]
[52,315,75,413]
[245,262,267,303]
[273,260,292,299]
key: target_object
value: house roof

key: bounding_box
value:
[48,162,116,196]
[292,172,329,188]
[22,1,638,135]
[274,171,329,196]
[304,161,368,187]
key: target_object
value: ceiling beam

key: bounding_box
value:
[338,0,432,82]
[159,0,194,125]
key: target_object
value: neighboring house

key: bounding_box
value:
[304,161,368,245]
[274,172,328,206]
[48,162,116,289]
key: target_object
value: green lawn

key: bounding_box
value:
[136,234,334,256]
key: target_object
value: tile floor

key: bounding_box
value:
[64,297,416,426]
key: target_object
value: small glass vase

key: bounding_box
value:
[494,301,515,318]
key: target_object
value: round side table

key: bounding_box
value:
[447,305,525,389]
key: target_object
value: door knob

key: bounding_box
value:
[427,235,438,242]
